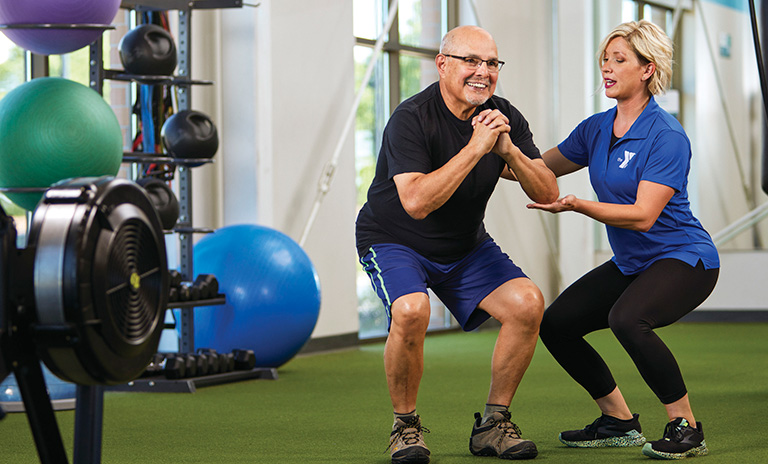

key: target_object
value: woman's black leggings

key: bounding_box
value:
[539,258,718,404]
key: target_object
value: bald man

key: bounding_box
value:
[356,26,558,463]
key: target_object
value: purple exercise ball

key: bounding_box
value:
[0,0,121,55]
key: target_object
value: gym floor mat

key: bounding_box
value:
[1,322,765,463]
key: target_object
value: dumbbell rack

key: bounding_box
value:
[90,0,278,393]
[109,354,278,394]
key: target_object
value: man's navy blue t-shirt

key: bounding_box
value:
[355,82,541,264]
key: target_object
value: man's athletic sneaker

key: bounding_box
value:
[642,418,708,460]
[388,415,430,464]
[469,411,538,459]
[559,413,646,448]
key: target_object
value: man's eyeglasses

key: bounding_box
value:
[443,54,505,72]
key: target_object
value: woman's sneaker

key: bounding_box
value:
[387,415,431,464]
[559,413,646,448]
[642,418,708,460]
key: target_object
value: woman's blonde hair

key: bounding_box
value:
[597,20,674,95]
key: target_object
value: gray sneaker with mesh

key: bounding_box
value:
[470,411,538,459]
[387,415,430,464]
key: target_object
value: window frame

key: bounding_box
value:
[353,0,459,339]
[354,0,458,117]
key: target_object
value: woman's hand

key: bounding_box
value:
[527,194,579,213]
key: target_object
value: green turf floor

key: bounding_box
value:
[1,322,767,463]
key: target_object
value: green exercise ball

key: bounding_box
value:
[0,77,123,210]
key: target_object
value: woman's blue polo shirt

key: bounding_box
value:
[558,97,719,275]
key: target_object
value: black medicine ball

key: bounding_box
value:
[119,24,177,76]
[136,177,180,230]
[161,110,219,162]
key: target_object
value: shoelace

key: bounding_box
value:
[492,411,522,439]
[385,418,431,452]
[662,421,685,442]
[582,416,604,434]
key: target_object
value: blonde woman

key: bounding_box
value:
[528,20,718,459]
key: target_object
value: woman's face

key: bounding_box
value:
[601,37,653,101]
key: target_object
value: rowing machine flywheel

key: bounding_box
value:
[28,176,168,385]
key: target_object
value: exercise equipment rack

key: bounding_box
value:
[0,4,259,464]
[88,0,277,393]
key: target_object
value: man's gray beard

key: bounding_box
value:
[467,94,489,106]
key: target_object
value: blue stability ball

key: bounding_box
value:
[0,364,76,405]
[192,224,321,368]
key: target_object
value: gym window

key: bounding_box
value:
[354,0,458,339]
[622,0,675,27]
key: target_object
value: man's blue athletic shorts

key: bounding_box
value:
[359,239,528,331]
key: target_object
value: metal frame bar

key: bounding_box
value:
[13,357,68,464]
[121,0,242,11]
[89,38,105,94]
[25,52,48,80]
[713,202,768,246]
[355,37,438,59]
[73,386,104,464]
[175,6,196,354]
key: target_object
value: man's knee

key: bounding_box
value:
[511,287,545,329]
[391,293,431,332]
[485,279,545,328]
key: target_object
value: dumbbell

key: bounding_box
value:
[193,353,209,377]
[178,352,212,378]
[178,281,200,301]
[169,286,179,302]
[197,348,221,375]
[161,355,187,380]
[141,353,166,377]
[232,349,256,370]
[169,269,183,287]
[214,352,232,373]
[193,274,219,299]
[220,352,235,372]
[177,353,197,378]
[168,270,183,302]
[178,284,189,301]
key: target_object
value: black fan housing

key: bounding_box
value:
[28,177,168,385]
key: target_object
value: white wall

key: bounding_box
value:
[687,0,766,311]
[692,0,765,249]
[189,0,359,341]
[699,251,768,310]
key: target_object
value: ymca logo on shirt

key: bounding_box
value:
[618,150,636,169]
